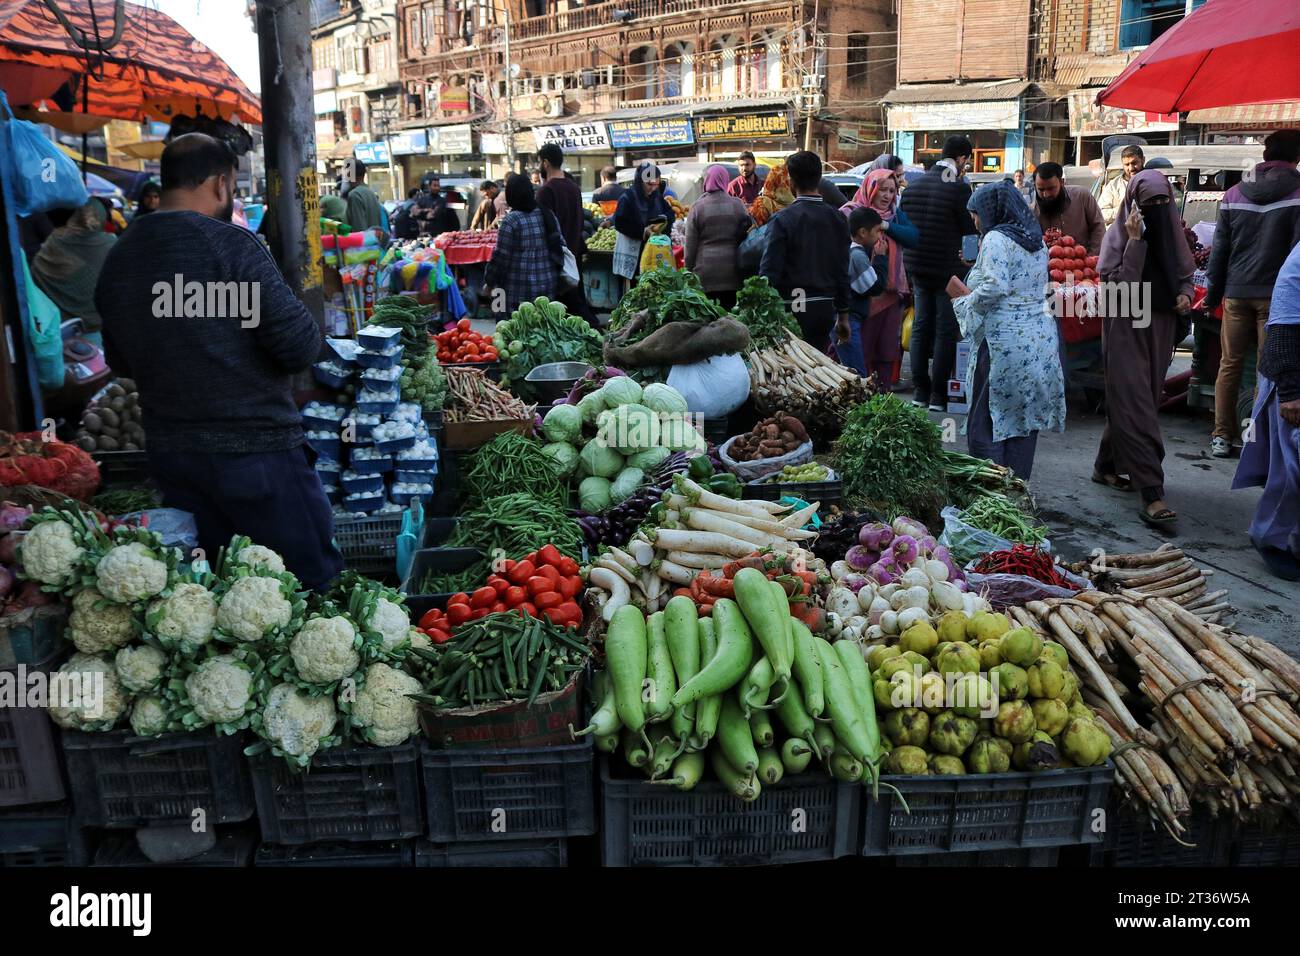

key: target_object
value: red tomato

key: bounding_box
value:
[1073,270,1085,281]
[463,343,480,356]
[1050,269,1065,282]
[502,559,517,572]
[448,592,470,607]
[536,564,562,587]
[506,560,535,585]
[526,575,553,597]
[457,318,471,331]
[1060,235,1075,247]
[1086,256,1098,268]
[418,608,445,630]
[490,601,507,614]
[488,577,509,595]
[428,628,452,644]
[534,591,563,610]
[504,585,526,606]
[537,544,562,567]
[470,586,496,608]
[446,603,473,626]
[521,602,538,617]
[557,556,579,577]
[470,607,490,620]
[557,575,581,599]
[1048,245,1064,258]
[555,600,582,627]
[1048,258,1064,271]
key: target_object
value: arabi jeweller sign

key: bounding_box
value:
[532,121,611,152]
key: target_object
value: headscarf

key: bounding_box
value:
[749,163,793,226]
[31,200,116,330]
[869,153,900,172]
[703,164,730,193]
[614,163,673,237]
[841,168,897,219]
[966,179,1044,254]
[1096,169,1194,307]
[505,172,537,213]
[847,170,910,307]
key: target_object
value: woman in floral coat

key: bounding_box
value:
[948,179,1065,480]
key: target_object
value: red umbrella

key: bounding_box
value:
[1096,0,1300,113]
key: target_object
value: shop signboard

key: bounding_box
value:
[389,129,429,155]
[532,121,611,152]
[354,141,390,165]
[694,111,792,142]
[440,84,471,113]
[608,118,695,149]
[887,101,1020,131]
[480,132,508,155]
[434,124,474,155]
[1068,90,1179,137]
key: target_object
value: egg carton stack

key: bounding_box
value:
[306,327,440,516]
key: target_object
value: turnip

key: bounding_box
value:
[924,558,949,583]
[865,624,885,641]
[897,606,929,631]
[891,535,920,566]
[0,531,22,565]
[826,587,858,619]
[845,545,877,572]
[857,587,880,613]
[880,610,899,635]
[930,580,964,612]
[917,535,938,556]
[841,573,870,594]
[867,557,898,585]
[899,567,930,590]
[891,516,929,540]
[858,522,893,551]
[830,560,850,581]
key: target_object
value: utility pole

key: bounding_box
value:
[802,0,820,152]
[502,9,517,173]
[255,0,324,326]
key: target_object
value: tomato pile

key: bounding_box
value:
[435,318,499,364]
[444,544,584,630]
[1044,229,1098,286]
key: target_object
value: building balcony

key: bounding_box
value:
[510,0,809,42]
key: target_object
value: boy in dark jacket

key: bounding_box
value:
[899,135,978,411]
[836,206,887,376]
[1206,129,1300,457]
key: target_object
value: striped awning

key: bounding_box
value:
[1186,101,1300,127]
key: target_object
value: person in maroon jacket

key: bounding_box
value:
[727,151,762,205]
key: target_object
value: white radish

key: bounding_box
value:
[588,567,630,622]
[779,502,819,528]
[692,506,818,540]
[682,508,785,548]
[673,477,788,516]
[655,559,695,586]
[606,547,640,576]
[653,528,771,558]
[665,550,731,570]
[594,556,637,585]
[629,537,655,566]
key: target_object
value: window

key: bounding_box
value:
[847,33,869,84]
[1120,0,1207,49]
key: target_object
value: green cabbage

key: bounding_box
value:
[660,416,706,452]
[541,441,580,478]
[612,403,660,454]
[599,375,642,408]
[578,439,623,479]
[641,383,688,416]
[541,404,582,444]
[626,446,670,472]
[578,476,613,513]
[610,467,645,505]
[576,391,605,427]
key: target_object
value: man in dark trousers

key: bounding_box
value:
[93,133,342,590]
[759,150,851,351]
[900,135,978,411]
[536,142,598,325]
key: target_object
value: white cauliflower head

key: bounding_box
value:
[20,519,85,587]
[68,588,138,654]
[147,582,217,649]
[185,654,254,725]
[216,575,293,643]
[349,662,421,747]
[115,643,167,693]
[235,544,286,575]
[371,599,411,654]
[48,652,129,731]
[262,683,338,760]
[290,616,360,684]
[130,695,171,737]
[96,541,170,604]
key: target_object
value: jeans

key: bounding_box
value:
[148,444,344,591]
[835,316,868,375]
[793,297,837,352]
[910,284,960,405]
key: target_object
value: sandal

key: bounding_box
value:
[1138,506,1177,528]
[1091,471,1134,492]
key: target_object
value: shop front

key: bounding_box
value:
[401,124,488,191]
[884,84,1029,173]
[1067,90,1180,165]
[608,117,697,168]
[693,108,796,164]
[353,141,394,201]
[1186,101,1300,145]
[530,121,614,192]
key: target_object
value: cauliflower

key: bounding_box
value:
[129,695,171,737]
[96,541,170,604]
[185,654,255,726]
[48,652,129,731]
[68,588,138,654]
[20,519,85,588]
[407,628,431,654]
[147,582,217,651]
[260,683,338,764]
[234,544,286,574]
[371,598,411,656]
[216,575,294,643]
[114,643,167,693]
[349,663,421,747]
[290,616,360,685]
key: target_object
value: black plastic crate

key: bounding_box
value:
[702,416,731,448]
[419,517,459,549]
[401,546,483,624]
[62,729,254,828]
[334,509,409,575]
[0,606,68,667]
[1229,815,1300,866]
[895,847,1059,867]
[249,742,423,845]
[0,803,92,866]
[1093,800,1228,868]
[599,758,860,866]
[413,838,567,867]
[861,765,1113,856]
[742,478,842,509]
[255,840,411,866]
[1,656,66,807]
[427,450,462,518]
[92,826,258,867]
[420,740,595,842]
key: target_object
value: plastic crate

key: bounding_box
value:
[62,729,255,828]
[702,416,731,448]
[255,840,411,867]
[860,764,1113,856]
[420,517,459,549]
[599,758,860,866]
[401,547,483,623]
[249,742,423,845]
[420,740,595,842]
[333,508,410,574]
[1093,801,1229,868]
[1229,816,1300,866]
[0,606,68,667]
[413,838,567,867]
[92,826,258,867]
[0,803,92,866]
[742,478,843,509]
[895,847,1059,867]
[0,656,66,807]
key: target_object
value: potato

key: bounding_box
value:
[76,434,97,452]
[98,407,121,429]
[96,435,120,450]
[82,411,102,433]
[123,441,139,451]
[116,378,136,392]
[105,384,125,399]
[109,396,128,413]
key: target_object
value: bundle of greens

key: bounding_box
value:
[490,297,602,399]
[399,350,447,413]
[366,296,432,357]
[733,275,801,351]
[608,267,726,345]
[834,393,946,519]
[940,449,1032,511]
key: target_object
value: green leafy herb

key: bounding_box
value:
[834,393,946,518]
[733,275,800,351]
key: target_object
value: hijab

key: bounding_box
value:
[869,153,900,172]
[703,164,730,193]
[841,168,897,220]
[1097,169,1195,308]
[31,200,116,329]
[615,162,671,236]
[749,163,793,226]
[966,179,1043,254]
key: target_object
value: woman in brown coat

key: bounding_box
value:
[684,164,752,308]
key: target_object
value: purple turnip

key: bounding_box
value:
[857,521,894,551]
[0,503,30,531]
[891,516,929,540]
[891,535,919,566]
[867,556,899,585]
[845,545,878,572]
[841,573,870,594]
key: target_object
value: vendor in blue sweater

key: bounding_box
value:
[94,133,343,590]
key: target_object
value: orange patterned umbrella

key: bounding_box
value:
[0,0,260,123]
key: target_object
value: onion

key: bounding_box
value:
[0,503,30,531]
[0,531,21,565]
[0,565,13,599]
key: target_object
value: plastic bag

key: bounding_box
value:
[121,509,199,553]
[745,466,837,487]
[639,235,675,274]
[19,255,67,391]
[719,435,814,483]
[666,353,750,419]
[736,222,770,277]
[963,570,1090,609]
[939,504,1050,568]
[0,93,89,217]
